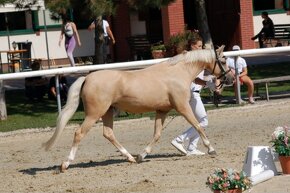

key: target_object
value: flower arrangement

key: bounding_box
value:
[270,126,290,156]
[206,168,252,192]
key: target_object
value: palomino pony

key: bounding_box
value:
[44,46,233,172]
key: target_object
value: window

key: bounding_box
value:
[0,9,62,36]
[33,10,62,30]
[0,11,28,31]
[253,0,285,14]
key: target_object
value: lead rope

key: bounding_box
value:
[163,114,178,129]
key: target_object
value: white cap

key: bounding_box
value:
[232,45,240,51]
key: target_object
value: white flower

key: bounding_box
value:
[272,126,285,140]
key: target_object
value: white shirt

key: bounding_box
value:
[226,57,247,74]
[64,22,73,37]
[91,19,109,37]
[102,20,109,37]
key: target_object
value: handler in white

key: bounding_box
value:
[171,36,216,156]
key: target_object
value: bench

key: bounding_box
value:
[253,75,290,101]
[221,75,290,102]
[264,24,290,47]
[127,35,162,60]
[127,35,152,60]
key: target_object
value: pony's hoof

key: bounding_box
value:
[208,150,217,157]
[128,157,137,163]
[136,154,144,163]
[60,162,67,173]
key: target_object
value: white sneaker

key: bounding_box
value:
[187,149,205,156]
[171,139,187,155]
[249,97,255,104]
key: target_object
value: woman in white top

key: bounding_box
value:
[171,34,216,156]
[227,45,255,104]
[59,15,81,67]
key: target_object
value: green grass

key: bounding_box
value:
[0,90,181,132]
[1,62,290,132]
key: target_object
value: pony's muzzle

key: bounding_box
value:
[223,73,234,86]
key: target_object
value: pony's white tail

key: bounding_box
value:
[43,76,86,151]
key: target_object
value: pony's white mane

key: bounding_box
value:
[166,49,215,66]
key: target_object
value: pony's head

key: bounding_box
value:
[210,45,234,86]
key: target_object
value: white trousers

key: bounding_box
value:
[176,92,208,151]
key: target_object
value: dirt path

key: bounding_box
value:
[1,99,290,193]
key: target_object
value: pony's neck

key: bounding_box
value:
[183,49,215,81]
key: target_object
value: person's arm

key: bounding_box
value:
[59,26,64,46]
[72,22,81,46]
[106,26,115,44]
[239,67,248,77]
[88,21,95,31]
[194,77,206,86]
[50,86,57,97]
[239,58,248,77]
[194,77,216,92]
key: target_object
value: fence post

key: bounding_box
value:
[0,80,7,120]
[234,56,242,104]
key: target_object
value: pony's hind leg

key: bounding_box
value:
[60,116,99,172]
[102,107,136,163]
[137,111,167,163]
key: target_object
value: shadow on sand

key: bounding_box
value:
[19,153,183,175]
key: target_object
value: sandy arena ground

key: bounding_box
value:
[1,98,290,193]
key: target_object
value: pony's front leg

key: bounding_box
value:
[61,117,98,172]
[137,111,167,163]
[102,108,136,163]
[178,105,216,155]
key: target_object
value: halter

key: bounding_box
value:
[212,48,232,88]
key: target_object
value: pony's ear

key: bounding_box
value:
[215,45,225,58]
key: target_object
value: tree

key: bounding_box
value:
[194,0,213,49]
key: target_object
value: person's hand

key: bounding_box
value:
[206,79,216,92]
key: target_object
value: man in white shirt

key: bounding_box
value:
[88,17,115,64]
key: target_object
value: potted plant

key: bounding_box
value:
[151,42,166,59]
[206,168,252,193]
[270,126,290,174]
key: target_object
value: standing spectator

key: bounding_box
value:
[88,16,115,64]
[59,14,81,67]
[171,33,216,156]
[227,45,255,104]
[251,11,274,48]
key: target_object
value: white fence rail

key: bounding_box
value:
[1,46,290,80]
[0,58,168,80]
[0,46,290,114]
